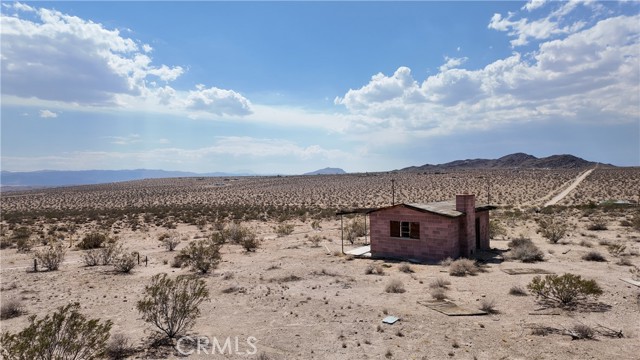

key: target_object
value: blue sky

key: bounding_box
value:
[1,1,639,174]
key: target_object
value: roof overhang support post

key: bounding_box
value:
[341,214,344,255]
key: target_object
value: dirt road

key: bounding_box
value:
[544,168,595,206]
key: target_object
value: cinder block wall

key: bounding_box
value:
[369,206,460,262]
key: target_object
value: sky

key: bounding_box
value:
[1,0,639,174]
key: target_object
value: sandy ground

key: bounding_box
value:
[1,169,640,359]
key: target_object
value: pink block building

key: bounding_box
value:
[368,194,494,263]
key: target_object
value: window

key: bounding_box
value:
[390,221,420,239]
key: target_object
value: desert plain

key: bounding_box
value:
[1,167,640,359]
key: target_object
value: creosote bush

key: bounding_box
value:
[34,243,66,271]
[274,223,295,237]
[508,285,527,296]
[365,263,385,275]
[106,333,133,359]
[527,273,603,307]
[239,232,260,252]
[137,273,210,339]
[398,264,414,273]
[78,232,109,250]
[587,218,608,231]
[158,231,181,251]
[179,239,221,274]
[537,218,568,244]
[113,252,137,273]
[489,219,507,239]
[0,302,112,359]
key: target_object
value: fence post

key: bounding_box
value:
[33,259,38,272]
[145,256,148,267]
[137,252,140,265]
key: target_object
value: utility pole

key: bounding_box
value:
[391,179,396,206]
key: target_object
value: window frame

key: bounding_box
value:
[390,220,420,239]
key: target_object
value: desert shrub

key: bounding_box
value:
[537,218,568,244]
[106,333,132,359]
[274,223,295,237]
[489,219,507,239]
[0,302,112,359]
[239,232,260,252]
[78,232,109,250]
[113,252,137,273]
[507,236,544,262]
[171,253,188,268]
[398,264,414,273]
[34,243,66,271]
[527,273,603,307]
[224,222,250,243]
[607,243,627,257]
[384,279,406,293]
[570,324,595,340]
[345,217,367,244]
[632,213,640,231]
[15,237,31,253]
[0,299,23,320]
[308,234,322,247]
[365,263,385,275]
[587,218,608,231]
[136,273,209,339]
[311,220,322,230]
[480,299,498,314]
[158,231,181,251]
[578,239,593,247]
[429,278,451,289]
[582,251,606,262]
[430,288,447,300]
[448,259,478,276]
[440,257,453,266]
[83,249,101,266]
[179,239,221,274]
[99,241,123,265]
[508,285,527,296]
[0,237,13,250]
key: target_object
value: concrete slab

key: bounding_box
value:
[501,268,554,275]
[345,245,371,256]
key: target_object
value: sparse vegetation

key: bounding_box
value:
[429,278,451,289]
[587,218,608,231]
[582,251,606,262]
[113,252,137,273]
[537,217,568,244]
[489,219,507,239]
[507,236,544,262]
[78,232,109,250]
[0,303,112,359]
[34,243,66,271]
[106,333,133,359]
[178,239,221,274]
[398,264,414,273]
[385,279,406,293]
[480,299,498,314]
[448,258,478,276]
[508,285,527,296]
[430,288,447,300]
[274,223,295,237]
[365,263,385,275]
[158,231,181,251]
[527,273,603,307]
[136,273,210,339]
[0,299,23,320]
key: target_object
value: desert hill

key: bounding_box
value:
[400,153,607,172]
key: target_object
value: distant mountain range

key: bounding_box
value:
[303,167,346,175]
[0,169,254,188]
[0,153,610,189]
[400,153,608,172]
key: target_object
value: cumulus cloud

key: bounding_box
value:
[39,109,58,118]
[523,0,547,12]
[0,2,252,117]
[439,56,469,72]
[335,14,640,136]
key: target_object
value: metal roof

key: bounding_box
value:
[367,200,497,218]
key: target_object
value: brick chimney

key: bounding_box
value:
[456,194,476,257]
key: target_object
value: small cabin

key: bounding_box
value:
[368,194,494,263]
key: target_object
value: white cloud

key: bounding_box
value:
[0,3,252,118]
[489,0,591,47]
[335,15,640,137]
[523,0,546,12]
[39,109,58,118]
[439,56,468,72]
[104,134,141,145]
